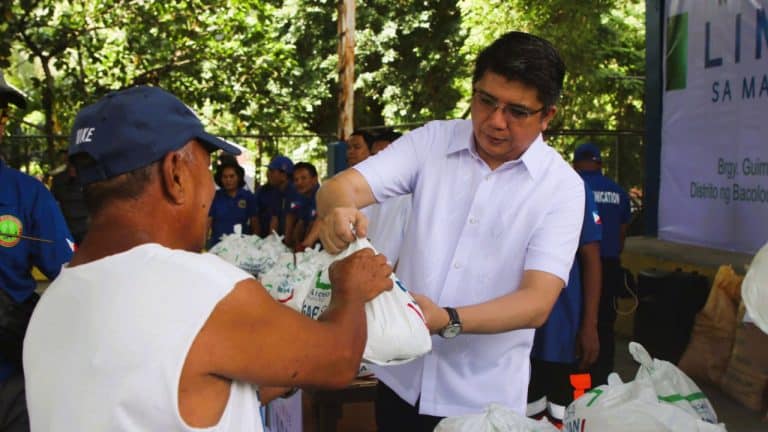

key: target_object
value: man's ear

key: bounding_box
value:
[540,105,557,131]
[160,150,189,204]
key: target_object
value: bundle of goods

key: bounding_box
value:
[563,342,726,432]
[434,404,559,432]
[208,231,288,277]
[677,265,743,387]
[211,234,432,365]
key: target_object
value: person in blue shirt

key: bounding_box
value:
[0,159,74,431]
[0,71,74,432]
[255,155,303,242]
[527,182,602,425]
[573,142,632,388]
[207,159,258,248]
[289,162,319,248]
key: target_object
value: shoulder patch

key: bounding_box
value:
[0,215,23,247]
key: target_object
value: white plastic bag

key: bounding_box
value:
[435,404,559,432]
[215,234,431,365]
[300,267,333,319]
[209,231,289,277]
[742,241,768,335]
[326,238,432,365]
[260,247,331,312]
[629,342,719,424]
[563,374,726,432]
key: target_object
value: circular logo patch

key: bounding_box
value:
[238,199,247,209]
[0,215,23,247]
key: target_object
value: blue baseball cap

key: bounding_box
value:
[69,85,240,185]
[573,143,602,163]
[267,155,294,175]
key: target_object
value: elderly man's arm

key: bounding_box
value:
[187,248,392,390]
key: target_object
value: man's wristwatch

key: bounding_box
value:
[439,307,462,338]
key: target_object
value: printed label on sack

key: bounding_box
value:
[562,418,586,432]
[301,271,332,319]
[267,279,294,303]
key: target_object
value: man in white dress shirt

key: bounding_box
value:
[315,31,585,430]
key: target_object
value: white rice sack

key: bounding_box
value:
[742,241,768,335]
[325,238,432,365]
[564,374,726,432]
[435,403,559,432]
[209,231,289,277]
[630,342,719,424]
[261,246,332,312]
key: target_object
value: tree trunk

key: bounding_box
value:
[40,56,57,170]
[337,0,355,141]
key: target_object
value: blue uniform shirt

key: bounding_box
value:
[531,183,602,363]
[256,183,303,237]
[0,161,74,303]
[0,161,74,379]
[208,188,258,248]
[579,170,630,258]
[293,184,318,225]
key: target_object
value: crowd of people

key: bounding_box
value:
[0,30,636,431]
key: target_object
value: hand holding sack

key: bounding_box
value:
[320,238,432,365]
[213,233,432,365]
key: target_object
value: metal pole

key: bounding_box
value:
[615,135,620,183]
[337,0,355,141]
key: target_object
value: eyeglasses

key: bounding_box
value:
[472,88,545,122]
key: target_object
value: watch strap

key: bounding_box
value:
[444,307,460,326]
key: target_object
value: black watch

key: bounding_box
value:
[439,307,462,338]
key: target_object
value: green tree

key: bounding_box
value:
[280,0,467,134]
[1,0,646,188]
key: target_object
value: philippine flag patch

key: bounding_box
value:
[592,211,602,225]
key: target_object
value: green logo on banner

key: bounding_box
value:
[666,13,688,91]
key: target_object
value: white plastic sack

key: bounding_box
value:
[629,342,719,424]
[259,246,332,312]
[216,234,431,365]
[742,241,768,334]
[209,231,289,277]
[563,374,726,432]
[325,238,432,365]
[435,404,559,432]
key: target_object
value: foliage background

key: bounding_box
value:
[0,0,645,187]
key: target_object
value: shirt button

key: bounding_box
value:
[469,217,478,224]
[485,176,491,181]
[453,262,461,269]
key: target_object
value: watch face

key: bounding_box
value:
[441,323,461,338]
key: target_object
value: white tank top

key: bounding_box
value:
[24,244,264,431]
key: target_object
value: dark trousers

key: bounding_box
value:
[0,371,29,432]
[587,257,622,387]
[375,381,443,432]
